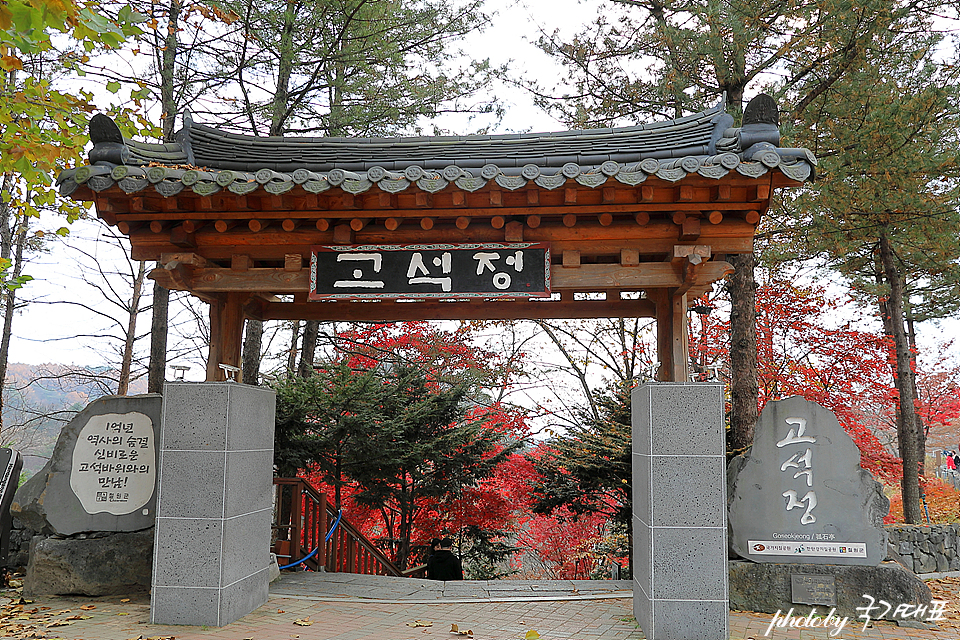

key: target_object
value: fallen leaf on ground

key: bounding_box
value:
[65,614,93,621]
[525,630,540,639]
[294,617,313,626]
[47,619,75,627]
[407,620,433,627]
[450,623,474,637]
[120,598,131,603]
[118,612,130,616]
[277,609,285,613]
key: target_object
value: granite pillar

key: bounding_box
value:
[151,382,276,626]
[632,383,727,640]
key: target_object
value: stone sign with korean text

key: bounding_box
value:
[310,242,550,299]
[12,394,162,536]
[727,396,889,566]
[70,411,156,515]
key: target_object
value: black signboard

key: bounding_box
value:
[310,243,551,300]
[0,448,21,564]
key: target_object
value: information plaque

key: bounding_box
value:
[310,242,550,300]
[791,574,837,606]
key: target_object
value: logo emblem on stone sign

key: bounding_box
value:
[753,543,765,552]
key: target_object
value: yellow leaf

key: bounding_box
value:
[0,55,22,71]
[120,598,130,603]
[118,612,130,616]
[406,619,433,627]
[525,630,541,639]
[80,604,96,610]
[47,620,75,627]
[293,617,313,626]
[450,623,474,637]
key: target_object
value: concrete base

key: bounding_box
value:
[728,560,932,620]
[632,383,728,640]
[150,382,276,626]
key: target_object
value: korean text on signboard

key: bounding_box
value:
[310,243,551,300]
[70,412,156,515]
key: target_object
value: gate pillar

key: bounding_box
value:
[151,382,276,626]
[632,382,727,640]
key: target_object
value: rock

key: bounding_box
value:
[916,552,937,574]
[269,553,281,583]
[728,397,889,566]
[11,394,162,536]
[23,529,153,596]
[729,560,931,620]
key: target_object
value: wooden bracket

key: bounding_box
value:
[333,224,354,244]
[284,254,303,272]
[231,254,252,271]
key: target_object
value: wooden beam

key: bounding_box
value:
[150,261,734,294]
[106,200,773,223]
[260,297,658,322]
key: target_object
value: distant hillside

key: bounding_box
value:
[3,363,148,477]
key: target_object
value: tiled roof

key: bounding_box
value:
[57,95,816,199]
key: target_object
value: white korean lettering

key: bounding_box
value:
[334,253,384,289]
[782,489,817,524]
[776,417,816,447]
[407,252,452,291]
[473,252,499,275]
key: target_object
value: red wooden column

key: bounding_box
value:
[205,292,247,381]
[653,289,690,382]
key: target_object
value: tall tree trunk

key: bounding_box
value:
[286,320,300,373]
[0,210,28,427]
[726,251,758,454]
[906,314,927,466]
[297,320,319,378]
[148,0,182,392]
[879,230,923,523]
[147,281,169,393]
[242,318,263,385]
[118,261,147,395]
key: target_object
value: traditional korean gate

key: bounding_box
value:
[59,94,814,636]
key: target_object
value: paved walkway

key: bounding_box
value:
[3,572,959,640]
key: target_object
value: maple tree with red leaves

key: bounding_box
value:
[275,321,531,571]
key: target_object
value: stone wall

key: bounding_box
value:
[886,524,960,574]
[5,517,38,570]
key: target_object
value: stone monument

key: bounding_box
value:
[13,394,162,595]
[727,396,931,620]
[728,396,888,565]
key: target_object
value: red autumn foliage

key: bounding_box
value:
[886,478,960,524]
[701,277,903,481]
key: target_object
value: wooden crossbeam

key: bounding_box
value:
[256,298,658,322]
[149,261,734,294]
